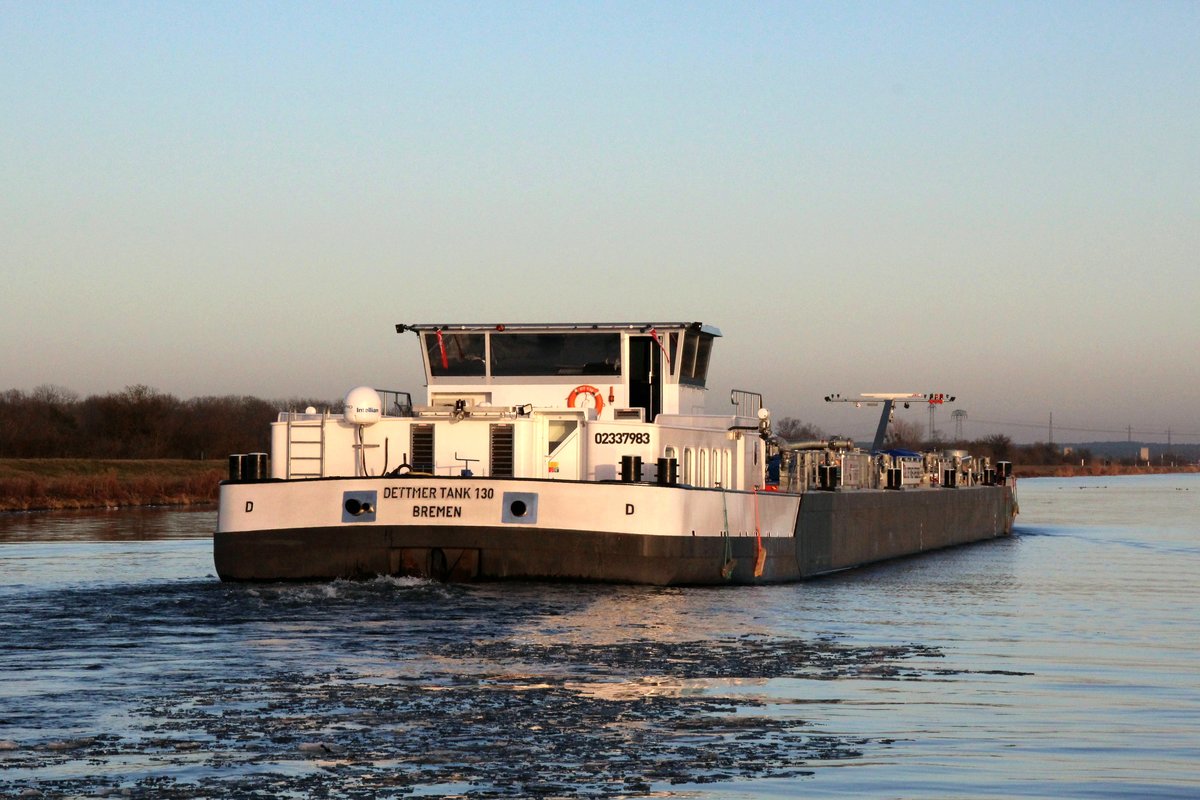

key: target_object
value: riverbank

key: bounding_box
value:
[1013,463,1200,478]
[2,458,1196,512]
[0,459,224,512]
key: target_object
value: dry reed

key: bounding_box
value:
[0,463,224,512]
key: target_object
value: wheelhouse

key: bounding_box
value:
[399,322,720,422]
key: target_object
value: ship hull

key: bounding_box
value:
[214,477,1015,585]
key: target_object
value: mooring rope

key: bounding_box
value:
[720,490,735,580]
[753,488,766,578]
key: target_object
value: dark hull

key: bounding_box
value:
[214,484,1016,585]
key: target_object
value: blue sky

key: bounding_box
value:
[3,1,1197,443]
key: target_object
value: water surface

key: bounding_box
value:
[1,476,1197,797]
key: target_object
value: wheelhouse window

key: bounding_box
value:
[491,333,621,377]
[679,330,714,386]
[425,332,485,377]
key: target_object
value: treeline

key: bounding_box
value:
[878,417,1024,462]
[0,384,336,460]
[777,416,1024,462]
[2,388,1182,468]
[774,416,1181,466]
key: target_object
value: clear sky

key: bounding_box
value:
[3,1,1197,444]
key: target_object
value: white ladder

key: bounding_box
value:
[286,411,327,478]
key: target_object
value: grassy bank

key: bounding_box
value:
[0,459,225,512]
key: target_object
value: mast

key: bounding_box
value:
[824,392,956,452]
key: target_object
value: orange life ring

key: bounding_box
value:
[567,384,604,415]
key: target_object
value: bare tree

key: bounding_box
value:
[981,434,1013,461]
[774,417,825,442]
[886,418,924,449]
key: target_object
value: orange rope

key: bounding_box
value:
[753,488,765,577]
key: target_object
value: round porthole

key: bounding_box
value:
[509,499,528,518]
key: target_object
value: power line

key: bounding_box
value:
[965,418,1200,440]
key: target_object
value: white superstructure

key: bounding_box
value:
[272,323,766,490]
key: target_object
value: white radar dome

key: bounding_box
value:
[343,386,383,425]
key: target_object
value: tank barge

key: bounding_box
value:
[215,322,1016,584]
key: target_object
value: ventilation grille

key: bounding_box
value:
[490,424,515,477]
[411,424,435,473]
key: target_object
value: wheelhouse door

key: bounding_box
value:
[628,335,663,422]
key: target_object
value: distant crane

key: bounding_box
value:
[952,409,967,440]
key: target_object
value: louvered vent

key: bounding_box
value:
[411,424,435,474]
[490,424,515,477]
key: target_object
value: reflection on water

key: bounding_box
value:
[1,475,1198,798]
[0,506,215,544]
[0,508,216,592]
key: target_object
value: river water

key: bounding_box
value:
[1,474,1197,798]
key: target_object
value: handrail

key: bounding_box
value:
[730,389,763,418]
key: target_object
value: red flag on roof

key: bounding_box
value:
[435,329,449,370]
[649,327,671,369]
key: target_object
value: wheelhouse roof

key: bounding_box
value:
[396,322,722,337]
